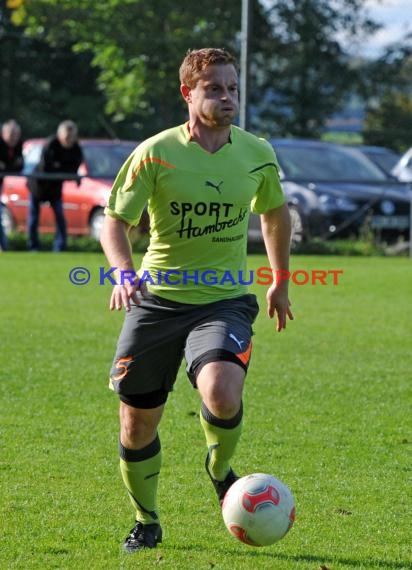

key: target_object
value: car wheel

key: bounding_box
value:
[1,206,16,236]
[289,205,306,249]
[89,208,105,240]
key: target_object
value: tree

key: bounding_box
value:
[363,94,412,152]
[1,0,107,137]
[252,0,380,138]
[362,34,412,151]
[10,0,252,138]
[6,0,385,141]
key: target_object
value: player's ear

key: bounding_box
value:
[180,84,191,102]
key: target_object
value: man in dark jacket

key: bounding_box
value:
[0,119,24,250]
[28,120,83,252]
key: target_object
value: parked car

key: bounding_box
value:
[248,139,411,247]
[1,138,148,240]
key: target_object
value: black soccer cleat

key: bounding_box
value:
[123,521,163,553]
[205,452,239,506]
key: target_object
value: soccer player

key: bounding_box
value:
[100,47,293,553]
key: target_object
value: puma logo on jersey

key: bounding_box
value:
[205,180,223,194]
[229,333,245,350]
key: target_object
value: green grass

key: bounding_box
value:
[322,132,363,145]
[0,252,411,569]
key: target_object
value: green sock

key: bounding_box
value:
[119,435,161,525]
[200,402,243,481]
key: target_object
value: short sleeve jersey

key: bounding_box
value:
[105,123,285,304]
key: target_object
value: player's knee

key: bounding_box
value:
[121,420,157,448]
[197,361,244,418]
[204,383,242,419]
[120,406,159,447]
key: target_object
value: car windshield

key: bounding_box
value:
[362,150,400,174]
[82,142,137,178]
[274,144,389,182]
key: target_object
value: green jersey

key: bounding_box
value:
[105,123,285,304]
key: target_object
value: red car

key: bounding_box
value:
[1,138,147,240]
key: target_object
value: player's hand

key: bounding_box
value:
[109,280,148,311]
[266,284,294,332]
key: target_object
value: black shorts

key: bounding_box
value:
[109,293,259,407]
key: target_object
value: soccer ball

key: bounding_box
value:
[221,473,295,547]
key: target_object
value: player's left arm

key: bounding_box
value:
[260,203,294,332]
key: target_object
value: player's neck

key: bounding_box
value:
[187,121,231,154]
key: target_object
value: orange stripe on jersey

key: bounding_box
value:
[131,157,176,183]
[236,341,252,366]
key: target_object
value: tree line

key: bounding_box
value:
[2,0,411,150]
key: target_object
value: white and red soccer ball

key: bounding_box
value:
[221,473,295,547]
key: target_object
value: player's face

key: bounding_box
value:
[185,64,239,128]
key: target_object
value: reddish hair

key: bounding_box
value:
[179,48,238,89]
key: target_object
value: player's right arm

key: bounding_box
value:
[100,214,145,311]
[100,140,156,311]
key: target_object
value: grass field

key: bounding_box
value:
[0,252,411,570]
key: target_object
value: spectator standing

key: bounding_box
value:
[28,120,83,252]
[0,119,24,250]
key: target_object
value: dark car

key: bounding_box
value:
[248,139,411,247]
[1,139,148,240]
